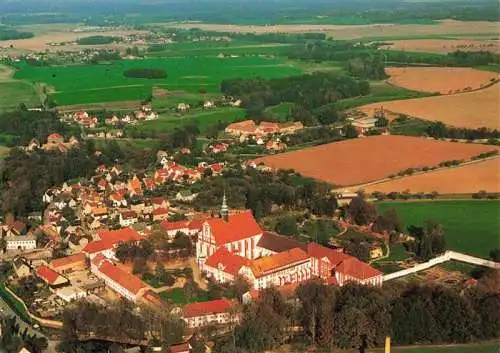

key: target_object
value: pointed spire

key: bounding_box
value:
[221,190,229,222]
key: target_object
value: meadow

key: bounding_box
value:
[127,107,246,135]
[13,56,302,106]
[0,64,40,111]
[377,201,500,258]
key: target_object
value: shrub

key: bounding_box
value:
[123,68,168,79]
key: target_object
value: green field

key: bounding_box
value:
[0,63,40,111]
[377,201,500,258]
[265,102,294,121]
[13,56,302,106]
[159,287,210,305]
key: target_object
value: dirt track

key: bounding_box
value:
[254,135,499,186]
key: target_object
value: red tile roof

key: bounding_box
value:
[205,210,262,245]
[250,248,310,278]
[307,243,350,266]
[48,133,63,140]
[83,239,114,254]
[49,253,86,269]
[97,258,149,295]
[183,299,235,318]
[37,265,64,284]
[97,227,143,243]
[335,257,382,281]
[169,342,191,353]
[205,247,248,276]
[152,207,169,216]
[160,220,189,232]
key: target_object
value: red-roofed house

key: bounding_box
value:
[37,265,69,288]
[182,299,239,328]
[47,133,64,144]
[91,255,150,302]
[152,207,169,222]
[83,227,144,259]
[49,253,87,274]
[119,210,139,227]
[169,342,191,353]
[307,243,382,286]
[204,247,248,283]
[160,220,190,239]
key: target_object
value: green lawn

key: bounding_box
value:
[13,56,302,106]
[159,287,210,305]
[265,102,294,121]
[377,201,500,258]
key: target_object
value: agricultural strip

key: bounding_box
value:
[376,201,500,258]
[363,157,500,195]
[254,135,499,186]
[357,83,500,130]
[385,67,499,94]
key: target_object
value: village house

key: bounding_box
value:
[120,210,139,227]
[209,143,229,154]
[36,265,70,289]
[177,103,190,112]
[49,252,88,274]
[350,117,378,135]
[12,257,32,278]
[169,342,191,353]
[265,140,287,151]
[83,227,144,260]
[160,220,190,240]
[152,207,170,222]
[176,190,198,203]
[5,235,37,251]
[182,299,239,329]
[91,254,150,302]
[203,100,215,109]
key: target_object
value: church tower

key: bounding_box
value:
[221,191,229,222]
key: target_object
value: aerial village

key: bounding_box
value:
[0,120,384,349]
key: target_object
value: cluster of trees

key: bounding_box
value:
[195,168,338,219]
[215,274,500,353]
[123,68,167,79]
[115,239,154,274]
[286,125,343,145]
[76,35,120,45]
[0,110,72,146]
[348,54,387,80]
[425,121,500,140]
[0,28,34,40]
[407,221,446,260]
[220,73,369,122]
[59,300,186,352]
[0,316,47,353]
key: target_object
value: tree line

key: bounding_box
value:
[214,272,500,353]
[76,35,121,45]
[195,167,338,220]
[0,27,34,41]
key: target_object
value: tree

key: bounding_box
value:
[132,256,147,275]
[275,216,299,237]
[345,241,371,262]
[347,195,377,225]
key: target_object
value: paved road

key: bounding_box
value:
[0,296,58,352]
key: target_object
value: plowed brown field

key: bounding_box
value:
[254,135,499,186]
[386,67,499,94]
[362,158,500,194]
[380,39,500,54]
[358,83,500,129]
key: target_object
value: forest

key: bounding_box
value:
[75,35,120,45]
[220,73,369,121]
[0,27,34,41]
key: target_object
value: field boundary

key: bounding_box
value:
[383,250,500,281]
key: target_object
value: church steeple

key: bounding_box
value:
[221,191,229,222]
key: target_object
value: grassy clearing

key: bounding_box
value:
[93,138,160,150]
[336,81,434,111]
[377,201,500,258]
[265,102,294,121]
[130,107,246,134]
[438,261,482,277]
[13,56,302,106]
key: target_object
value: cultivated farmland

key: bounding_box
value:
[254,135,499,186]
[386,67,499,94]
[380,38,500,54]
[13,56,301,106]
[377,200,500,258]
[363,157,500,195]
[357,83,500,129]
